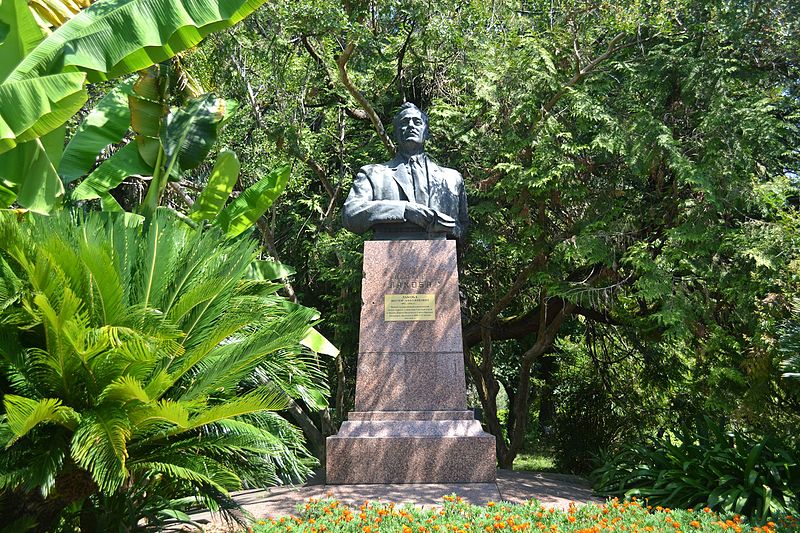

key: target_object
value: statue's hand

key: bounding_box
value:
[428,211,456,234]
[405,203,436,228]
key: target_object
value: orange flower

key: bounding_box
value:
[690,521,701,528]
[568,517,576,523]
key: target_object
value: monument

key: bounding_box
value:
[325,103,496,484]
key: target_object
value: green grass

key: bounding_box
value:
[512,452,557,472]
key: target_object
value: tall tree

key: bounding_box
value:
[186,0,800,468]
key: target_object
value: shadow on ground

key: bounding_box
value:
[189,469,602,530]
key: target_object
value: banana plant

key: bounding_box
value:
[66,64,292,237]
[27,0,93,31]
[0,0,269,213]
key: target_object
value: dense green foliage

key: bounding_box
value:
[183,0,800,476]
[592,417,800,521]
[2,0,799,525]
[0,211,329,531]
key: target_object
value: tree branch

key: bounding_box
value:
[335,42,396,156]
[539,32,632,121]
[231,44,265,128]
[391,22,416,100]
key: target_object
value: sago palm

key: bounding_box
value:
[0,210,330,531]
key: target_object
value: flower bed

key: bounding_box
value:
[249,496,799,533]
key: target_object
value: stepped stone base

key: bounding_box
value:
[326,414,496,484]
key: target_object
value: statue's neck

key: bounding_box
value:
[397,143,425,159]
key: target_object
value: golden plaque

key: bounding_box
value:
[384,294,436,321]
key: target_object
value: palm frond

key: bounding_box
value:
[98,375,149,404]
[70,407,130,492]
[127,399,190,433]
[180,308,317,401]
[78,236,126,326]
[3,395,79,442]
[182,388,288,431]
[134,211,183,312]
[0,256,22,312]
[132,456,239,493]
[0,428,69,496]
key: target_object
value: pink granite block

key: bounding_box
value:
[354,351,467,411]
[326,421,496,484]
[359,240,463,354]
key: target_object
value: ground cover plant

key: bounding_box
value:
[248,496,799,533]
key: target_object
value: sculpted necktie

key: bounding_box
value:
[409,155,429,207]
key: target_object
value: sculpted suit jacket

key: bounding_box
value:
[342,154,469,240]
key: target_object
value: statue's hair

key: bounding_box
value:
[393,102,429,141]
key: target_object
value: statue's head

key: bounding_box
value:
[393,103,429,148]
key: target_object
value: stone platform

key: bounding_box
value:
[185,470,602,530]
[326,239,496,484]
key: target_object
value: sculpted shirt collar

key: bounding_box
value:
[393,151,427,168]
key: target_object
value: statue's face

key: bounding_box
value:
[396,109,428,145]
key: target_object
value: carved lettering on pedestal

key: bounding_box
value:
[384,294,436,321]
[386,277,435,290]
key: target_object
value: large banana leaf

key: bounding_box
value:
[140,94,233,218]
[0,71,86,153]
[162,94,235,175]
[0,0,267,154]
[215,164,291,238]
[0,182,15,206]
[188,148,239,222]
[244,259,296,281]
[300,327,339,357]
[58,78,133,184]
[8,0,269,82]
[71,141,151,200]
[0,126,65,212]
[0,0,45,81]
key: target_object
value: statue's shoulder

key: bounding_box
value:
[429,158,463,182]
[358,157,402,178]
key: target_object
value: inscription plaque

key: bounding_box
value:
[384,294,436,322]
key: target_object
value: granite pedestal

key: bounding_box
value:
[326,239,496,484]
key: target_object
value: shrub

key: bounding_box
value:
[591,417,800,522]
[0,211,329,531]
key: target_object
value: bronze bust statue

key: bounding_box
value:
[342,103,468,240]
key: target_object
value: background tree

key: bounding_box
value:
[183,0,800,472]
